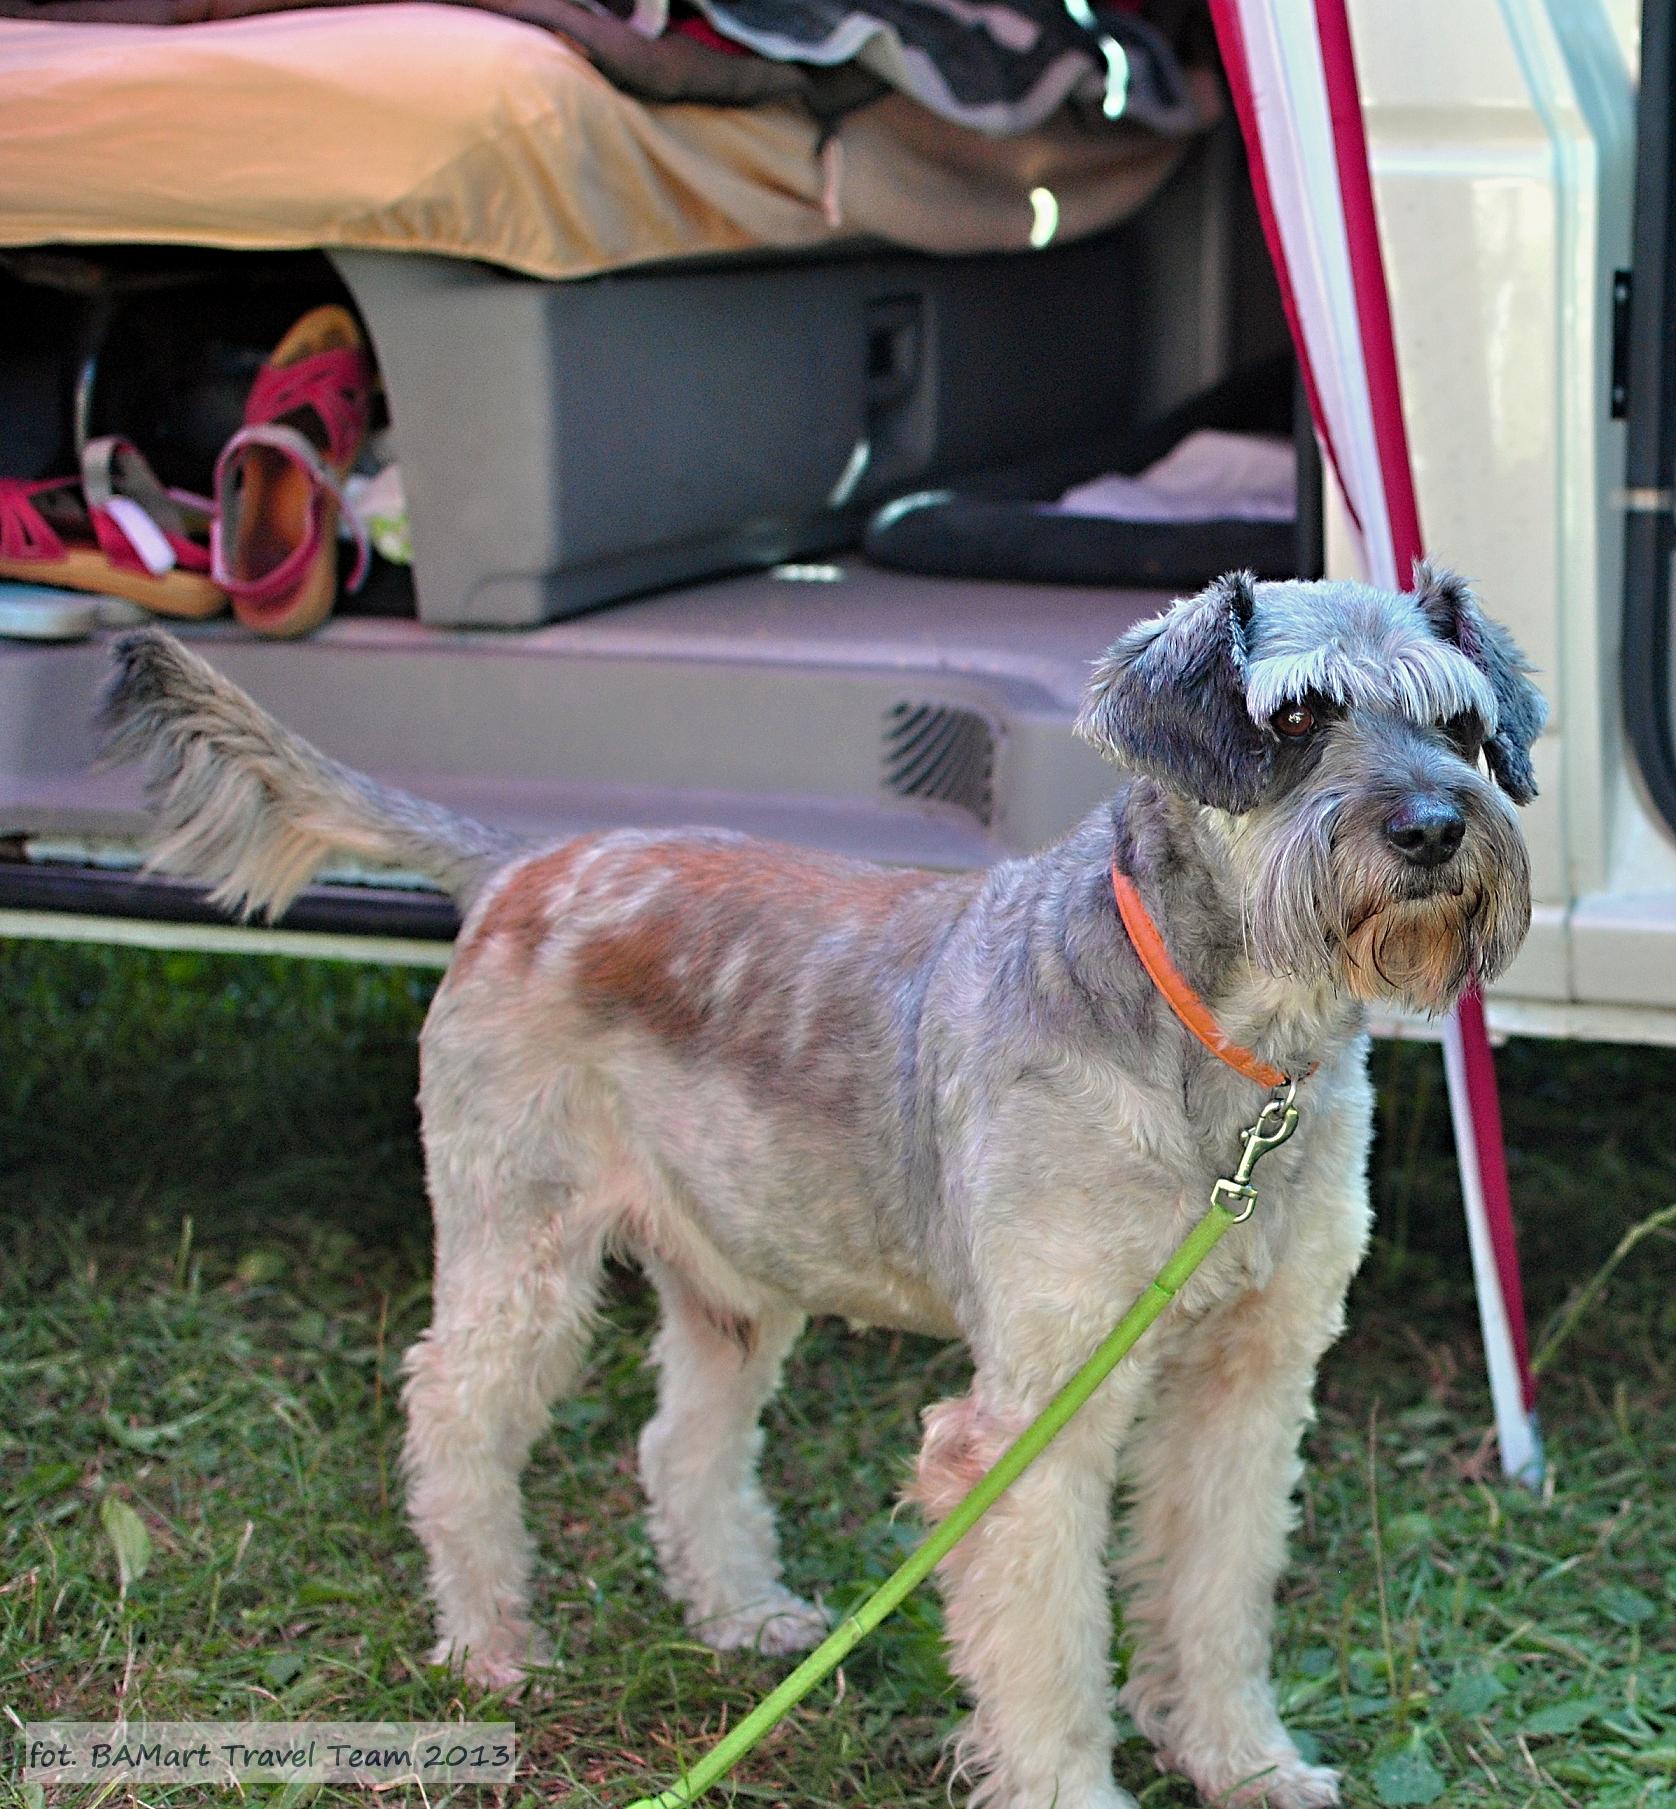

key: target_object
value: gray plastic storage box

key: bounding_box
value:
[331,231,1152,628]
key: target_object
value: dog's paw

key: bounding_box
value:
[695,1590,830,1656]
[1155,1739,1339,1809]
[964,1768,1140,1809]
[433,1623,551,1694]
[948,1717,1140,1809]
[1214,1757,1340,1808]
[976,1788,1139,1809]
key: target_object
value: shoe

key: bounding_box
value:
[212,304,374,638]
[0,437,225,619]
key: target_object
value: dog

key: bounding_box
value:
[99,562,1542,1809]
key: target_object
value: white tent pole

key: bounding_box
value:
[1440,1012,1544,1483]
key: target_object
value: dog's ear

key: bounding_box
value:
[1412,560,1548,804]
[1076,571,1273,813]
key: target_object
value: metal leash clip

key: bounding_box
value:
[1209,1080,1300,1223]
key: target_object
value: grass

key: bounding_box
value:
[1,937,1673,1808]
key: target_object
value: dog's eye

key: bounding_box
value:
[1438,713,1485,755]
[1271,703,1317,739]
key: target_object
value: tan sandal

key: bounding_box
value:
[212,304,374,638]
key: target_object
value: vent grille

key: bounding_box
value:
[882,701,995,825]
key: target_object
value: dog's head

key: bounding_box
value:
[1076,564,1545,1013]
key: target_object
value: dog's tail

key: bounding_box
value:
[99,628,527,919]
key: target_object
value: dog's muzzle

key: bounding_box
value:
[1246,769,1531,1015]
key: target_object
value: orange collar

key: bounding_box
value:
[1110,862,1303,1091]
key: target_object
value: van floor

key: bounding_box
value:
[1,561,1164,882]
[479,560,1166,710]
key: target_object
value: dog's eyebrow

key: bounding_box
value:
[1243,597,1499,731]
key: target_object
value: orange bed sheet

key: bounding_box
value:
[0,5,1196,280]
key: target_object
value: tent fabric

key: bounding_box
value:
[0,7,1195,278]
[1208,0,1543,1482]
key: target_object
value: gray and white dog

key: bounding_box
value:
[101,562,1543,1809]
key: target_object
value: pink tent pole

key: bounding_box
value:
[1208,0,1543,1483]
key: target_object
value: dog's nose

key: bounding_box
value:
[1384,796,1466,867]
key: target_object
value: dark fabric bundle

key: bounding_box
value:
[865,492,1297,589]
[597,0,1204,135]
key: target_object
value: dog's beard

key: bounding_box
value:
[1337,891,1485,1012]
[1241,786,1532,1014]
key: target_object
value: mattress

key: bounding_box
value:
[0,5,1197,280]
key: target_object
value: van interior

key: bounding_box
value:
[0,114,1318,947]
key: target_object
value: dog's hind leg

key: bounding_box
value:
[401,1174,605,1690]
[637,1263,827,1655]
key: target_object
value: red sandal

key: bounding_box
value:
[0,437,226,619]
[212,305,375,638]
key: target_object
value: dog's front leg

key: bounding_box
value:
[913,1352,1157,1809]
[1117,1250,1362,1809]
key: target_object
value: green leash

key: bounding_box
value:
[624,1084,1301,1809]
